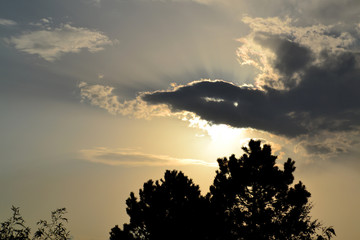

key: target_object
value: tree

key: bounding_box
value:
[112,170,211,240]
[208,139,335,240]
[109,225,128,240]
[0,207,71,240]
[111,139,335,240]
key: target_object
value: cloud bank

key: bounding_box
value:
[6,21,113,61]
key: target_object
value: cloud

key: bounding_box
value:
[142,55,360,137]
[6,22,113,61]
[142,79,305,137]
[78,82,172,118]
[288,129,360,166]
[142,17,360,141]
[237,17,359,90]
[241,17,356,54]
[0,18,17,26]
[77,16,360,158]
[79,147,217,167]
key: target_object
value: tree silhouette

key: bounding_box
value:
[111,170,211,240]
[208,139,335,240]
[111,139,335,240]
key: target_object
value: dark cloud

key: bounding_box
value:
[254,33,314,89]
[255,33,313,76]
[142,35,360,138]
[304,143,346,155]
[143,80,305,137]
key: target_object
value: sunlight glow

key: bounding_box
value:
[206,124,244,144]
[186,114,248,156]
[205,124,248,157]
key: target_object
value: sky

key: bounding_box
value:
[1,0,360,239]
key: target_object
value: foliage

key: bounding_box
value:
[113,170,211,240]
[33,208,70,240]
[0,206,31,240]
[208,139,335,240]
[111,139,335,240]
[0,207,70,240]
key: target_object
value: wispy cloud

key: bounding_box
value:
[78,147,217,167]
[6,22,113,61]
[78,82,172,118]
[0,18,17,26]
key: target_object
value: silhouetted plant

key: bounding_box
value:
[111,139,335,240]
[0,206,31,240]
[113,170,211,240]
[109,225,132,240]
[0,207,71,240]
[33,208,70,240]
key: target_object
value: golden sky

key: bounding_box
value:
[1,0,360,239]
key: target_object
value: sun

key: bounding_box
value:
[207,124,243,144]
[185,114,249,158]
[203,123,248,157]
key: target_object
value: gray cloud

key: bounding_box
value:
[253,33,314,89]
[0,18,17,26]
[6,22,113,61]
[294,130,360,160]
[142,34,360,138]
[304,143,344,155]
[142,80,306,137]
[254,34,313,75]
